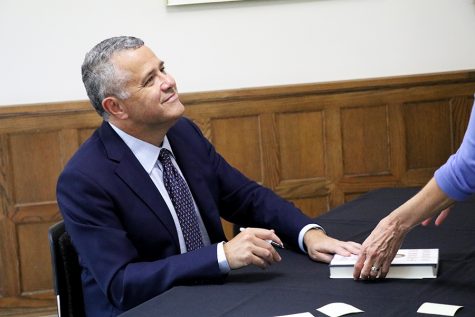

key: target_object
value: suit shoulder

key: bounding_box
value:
[61,129,106,173]
[170,117,203,136]
[173,117,199,129]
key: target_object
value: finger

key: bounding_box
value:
[360,255,378,280]
[333,245,352,257]
[255,230,283,246]
[239,229,283,263]
[331,241,361,257]
[421,217,432,226]
[248,253,272,269]
[435,208,450,226]
[242,227,284,246]
[379,261,391,278]
[309,251,333,263]
[368,263,381,279]
[353,253,366,279]
[341,241,363,255]
[252,240,282,263]
[349,241,363,250]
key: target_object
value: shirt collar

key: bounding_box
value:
[109,122,174,174]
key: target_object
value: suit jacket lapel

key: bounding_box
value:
[98,122,180,248]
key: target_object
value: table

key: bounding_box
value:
[119,188,475,317]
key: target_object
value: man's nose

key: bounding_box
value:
[159,73,174,90]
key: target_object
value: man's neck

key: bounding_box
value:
[108,119,175,147]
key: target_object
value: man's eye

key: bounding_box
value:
[160,67,166,74]
[144,75,155,86]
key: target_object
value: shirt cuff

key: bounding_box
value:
[298,224,325,254]
[217,241,231,273]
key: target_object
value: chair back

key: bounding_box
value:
[48,220,85,317]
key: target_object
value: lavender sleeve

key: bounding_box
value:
[434,99,475,201]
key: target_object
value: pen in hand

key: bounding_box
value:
[239,227,284,249]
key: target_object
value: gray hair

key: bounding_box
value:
[81,36,145,119]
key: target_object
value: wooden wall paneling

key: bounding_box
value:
[0,70,474,315]
[210,114,263,239]
[9,132,62,204]
[276,110,326,181]
[387,103,405,182]
[337,102,403,202]
[0,134,21,298]
[186,111,222,236]
[0,218,20,298]
[0,134,7,296]
[59,129,80,167]
[11,203,60,226]
[259,113,280,189]
[210,115,263,182]
[324,105,345,210]
[78,128,97,146]
[177,71,475,110]
[343,191,368,204]
[189,117,212,141]
[0,104,99,311]
[404,99,452,170]
[291,196,329,219]
[402,99,453,185]
[274,109,330,218]
[0,234,3,296]
[340,104,391,177]
[187,116,239,234]
[7,130,65,297]
[0,102,97,135]
[17,221,57,294]
[450,96,474,149]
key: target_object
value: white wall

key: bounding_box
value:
[1,0,474,107]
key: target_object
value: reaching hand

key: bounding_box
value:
[353,178,454,280]
[352,217,406,280]
[304,228,362,263]
[223,227,282,270]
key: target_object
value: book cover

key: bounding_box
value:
[329,249,439,279]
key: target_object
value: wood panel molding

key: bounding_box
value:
[1,70,474,315]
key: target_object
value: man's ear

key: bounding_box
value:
[102,97,128,120]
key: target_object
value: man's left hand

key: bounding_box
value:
[304,228,362,263]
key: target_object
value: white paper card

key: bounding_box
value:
[317,303,364,317]
[275,313,314,317]
[417,302,463,316]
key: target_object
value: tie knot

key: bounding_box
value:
[158,148,172,163]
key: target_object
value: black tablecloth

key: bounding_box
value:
[120,188,475,317]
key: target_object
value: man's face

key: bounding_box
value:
[110,45,185,127]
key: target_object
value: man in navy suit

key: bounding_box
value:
[56,36,361,317]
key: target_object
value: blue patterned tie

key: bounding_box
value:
[158,148,204,252]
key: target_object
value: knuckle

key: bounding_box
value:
[243,253,252,263]
[262,249,271,258]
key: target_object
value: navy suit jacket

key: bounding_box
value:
[56,117,314,316]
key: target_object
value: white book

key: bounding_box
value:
[329,249,439,279]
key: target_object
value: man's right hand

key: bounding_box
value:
[223,227,282,270]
